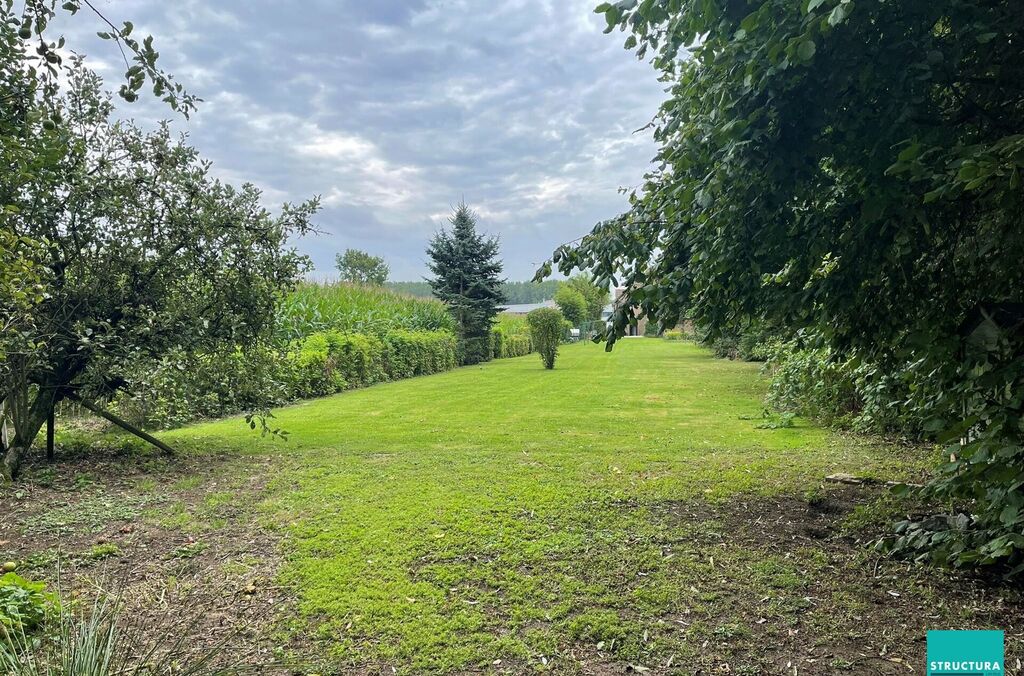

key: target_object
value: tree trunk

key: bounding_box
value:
[1,391,53,480]
[46,407,55,462]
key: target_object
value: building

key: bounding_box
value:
[605,288,648,337]
[500,300,557,316]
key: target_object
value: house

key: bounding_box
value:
[605,288,648,337]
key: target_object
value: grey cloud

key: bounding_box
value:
[60,0,664,280]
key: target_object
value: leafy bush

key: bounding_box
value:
[764,339,920,435]
[527,308,566,370]
[116,344,292,429]
[499,334,532,359]
[0,573,57,634]
[459,336,493,366]
[699,323,778,362]
[662,330,684,341]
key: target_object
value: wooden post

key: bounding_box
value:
[46,407,55,462]
[64,392,176,456]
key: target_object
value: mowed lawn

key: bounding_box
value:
[168,340,1010,674]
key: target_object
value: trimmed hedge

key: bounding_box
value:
[118,329,458,428]
[491,327,532,359]
[383,329,459,379]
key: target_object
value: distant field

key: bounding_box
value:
[277,282,455,339]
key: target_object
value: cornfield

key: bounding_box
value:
[277,282,456,340]
[494,313,530,336]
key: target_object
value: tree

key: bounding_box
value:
[565,275,608,322]
[502,280,562,304]
[542,0,1024,572]
[553,286,587,326]
[1,0,214,479]
[335,249,389,286]
[0,65,317,480]
[527,308,565,369]
[427,203,506,365]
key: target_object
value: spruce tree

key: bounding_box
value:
[427,203,506,365]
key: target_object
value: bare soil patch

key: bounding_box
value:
[639,485,1024,675]
[0,446,305,673]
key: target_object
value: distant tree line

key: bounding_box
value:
[387,280,565,304]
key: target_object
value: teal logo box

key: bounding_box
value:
[927,630,1004,675]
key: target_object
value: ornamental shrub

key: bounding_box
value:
[490,327,532,359]
[527,308,565,369]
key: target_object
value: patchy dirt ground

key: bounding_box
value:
[3,443,1022,675]
[638,486,1024,675]
[0,444,303,673]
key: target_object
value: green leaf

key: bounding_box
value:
[828,2,853,27]
[797,40,816,61]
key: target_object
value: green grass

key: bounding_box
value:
[168,341,922,673]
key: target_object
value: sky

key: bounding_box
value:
[64,0,666,281]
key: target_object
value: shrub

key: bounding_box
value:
[329,332,387,387]
[764,339,920,435]
[499,334,532,358]
[527,308,565,369]
[698,322,778,362]
[383,330,458,378]
[0,573,57,634]
[490,329,503,359]
[117,329,459,428]
[663,329,684,341]
[115,344,292,429]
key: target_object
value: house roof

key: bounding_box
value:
[500,300,556,314]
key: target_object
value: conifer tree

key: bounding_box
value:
[427,203,506,364]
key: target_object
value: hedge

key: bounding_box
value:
[118,329,458,429]
[491,327,532,359]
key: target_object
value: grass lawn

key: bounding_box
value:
[160,339,1017,675]
[4,340,1019,674]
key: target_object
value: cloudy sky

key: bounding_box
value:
[67,0,665,280]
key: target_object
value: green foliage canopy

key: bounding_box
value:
[554,286,587,326]
[335,248,390,286]
[542,0,1024,572]
[0,62,316,479]
[565,275,609,322]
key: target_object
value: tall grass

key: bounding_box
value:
[277,283,455,341]
[495,313,530,336]
[1,596,228,675]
